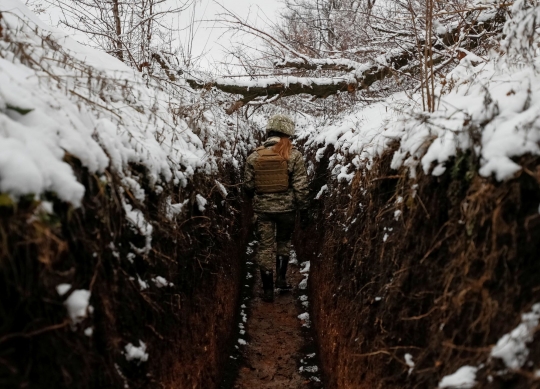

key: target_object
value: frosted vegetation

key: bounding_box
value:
[3,0,540,206]
[1,0,260,256]
[2,0,540,384]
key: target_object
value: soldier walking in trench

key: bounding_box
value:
[244,114,310,302]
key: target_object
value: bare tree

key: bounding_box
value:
[51,0,192,74]
[188,0,508,115]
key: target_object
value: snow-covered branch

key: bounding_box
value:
[186,76,356,114]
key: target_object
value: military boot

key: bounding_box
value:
[260,267,274,302]
[276,255,291,290]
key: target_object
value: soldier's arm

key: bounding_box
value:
[291,152,309,210]
[244,153,256,197]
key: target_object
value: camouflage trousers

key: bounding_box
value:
[255,211,296,271]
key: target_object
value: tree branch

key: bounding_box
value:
[186,76,355,114]
[190,5,507,114]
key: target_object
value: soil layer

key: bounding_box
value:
[0,162,250,389]
[296,150,540,389]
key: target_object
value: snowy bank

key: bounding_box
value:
[0,0,209,207]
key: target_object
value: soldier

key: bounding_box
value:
[244,114,310,302]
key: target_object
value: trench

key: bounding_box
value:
[219,241,323,389]
[217,149,540,389]
[3,147,540,389]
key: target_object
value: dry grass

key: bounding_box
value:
[0,157,251,389]
[295,147,540,389]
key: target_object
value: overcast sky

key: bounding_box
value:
[37,0,282,73]
[178,0,282,71]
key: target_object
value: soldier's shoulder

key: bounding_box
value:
[290,148,304,160]
[247,150,261,162]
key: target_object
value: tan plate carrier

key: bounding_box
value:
[254,147,289,193]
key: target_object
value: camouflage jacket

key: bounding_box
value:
[244,138,310,213]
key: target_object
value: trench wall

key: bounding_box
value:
[0,159,250,389]
[296,149,540,388]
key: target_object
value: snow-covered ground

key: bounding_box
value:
[296,2,540,186]
[0,0,260,255]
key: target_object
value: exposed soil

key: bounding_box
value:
[295,149,540,389]
[231,260,317,389]
[0,161,250,389]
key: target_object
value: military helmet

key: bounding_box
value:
[266,114,295,137]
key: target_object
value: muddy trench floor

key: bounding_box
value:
[224,247,322,389]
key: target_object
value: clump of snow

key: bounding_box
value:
[299,365,319,373]
[196,194,207,212]
[215,180,228,197]
[56,283,71,296]
[298,275,309,290]
[491,303,540,369]
[238,338,247,345]
[300,261,311,273]
[404,353,414,374]
[137,277,149,291]
[57,285,93,327]
[315,184,328,199]
[152,276,173,288]
[438,366,478,389]
[298,312,311,327]
[166,198,189,220]
[123,201,153,255]
[125,340,149,363]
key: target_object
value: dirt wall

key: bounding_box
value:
[296,149,540,388]
[0,159,250,389]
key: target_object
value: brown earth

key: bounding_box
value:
[0,160,250,389]
[295,148,540,389]
[233,263,312,389]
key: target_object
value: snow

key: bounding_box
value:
[296,6,540,185]
[298,312,311,328]
[299,365,319,373]
[152,276,173,288]
[0,0,258,257]
[300,261,311,273]
[56,283,71,296]
[56,287,93,327]
[215,180,228,197]
[196,194,207,212]
[298,275,308,290]
[123,201,152,255]
[166,198,189,220]
[404,353,414,374]
[125,341,149,363]
[438,366,478,389]
[491,303,540,369]
[137,277,149,291]
[314,184,328,200]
